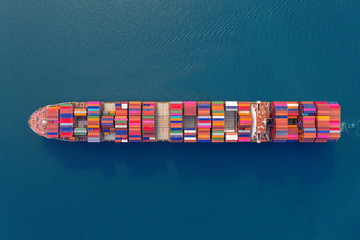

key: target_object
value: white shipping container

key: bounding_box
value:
[184,130,196,133]
[225,101,238,106]
[226,136,238,140]
[184,137,196,141]
[170,133,183,136]
[115,125,127,128]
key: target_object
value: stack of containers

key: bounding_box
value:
[128,101,142,142]
[184,101,197,142]
[74,108,87,117]
[225,101,238,142]
[237,102,252,142]
[211,101,225,142]
[115,101,128,143]
[46,107,59,138]
[328,102,341,142]
[286,102,299,142]
[74,107,87,137]
[299,101,317,142]
[197,101,211,142]
[270,102,288,142]
[101,115,114,136]
[170,102,183,142]
[87,101,101,142]
[59,103,74,139]
[315,102,330,142]
[74,128,87,136]
[142,102,156,142]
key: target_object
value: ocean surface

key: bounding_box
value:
[1,0,360,239]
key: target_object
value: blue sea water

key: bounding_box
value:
[1,0,360,239]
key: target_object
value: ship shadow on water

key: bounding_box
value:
[42,140,170,178]
[172,143,335,184]
[42,140,335,184]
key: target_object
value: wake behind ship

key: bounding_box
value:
[28,101,341,143]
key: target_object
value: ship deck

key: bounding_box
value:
[224,111,237,132]
[183,116,197,128]
[156,102,170,141]
[28,100,339,143]
[29,107,47,137]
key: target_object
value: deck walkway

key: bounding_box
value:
[225,111,237,132]
[156,102,170,141]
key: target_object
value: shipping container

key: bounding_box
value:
[270,102,288,142]
[299,101,317,142]
[129,101,142,142]
[197,101,211,142]
[59,103,74,138]
[142,102,156,142]
[184,101,197,142]
[87,101,101,142]
[238,102,252,142]
[115,101,128,143]
[170,101,183,142]
[211,101,225,142]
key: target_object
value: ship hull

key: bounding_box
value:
[29,101,341,143]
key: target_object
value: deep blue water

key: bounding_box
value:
[1,0,360,239]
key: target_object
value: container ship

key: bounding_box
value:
[28,101,341,143]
